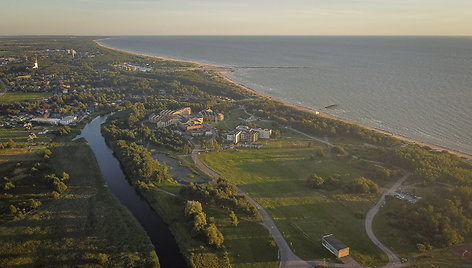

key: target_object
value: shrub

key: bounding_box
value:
[97,253,109,264]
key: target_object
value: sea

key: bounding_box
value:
[99,36,472,155]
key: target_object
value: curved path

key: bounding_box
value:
[365,172,410,266]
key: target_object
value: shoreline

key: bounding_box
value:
[94,39,472,160]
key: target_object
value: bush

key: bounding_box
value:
[9,205,18,214]
[29,199,42,209]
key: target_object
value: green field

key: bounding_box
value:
[0,92,52,103]
[199,136,392,266]
[0,137,159,267]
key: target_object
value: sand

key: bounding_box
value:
[93,39,472,160]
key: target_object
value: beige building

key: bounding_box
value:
[322,234,349,258]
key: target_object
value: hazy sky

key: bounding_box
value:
[1,0,471,35]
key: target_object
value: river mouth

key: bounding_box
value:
[74,115,187,268]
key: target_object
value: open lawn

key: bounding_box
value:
[0,92,52,103]
[200,136,392,266]
[0,137,159,267]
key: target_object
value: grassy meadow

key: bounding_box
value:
[199,133,395,266]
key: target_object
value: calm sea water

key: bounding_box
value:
[100,36,472,155]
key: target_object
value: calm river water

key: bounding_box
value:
[74,115,187,268]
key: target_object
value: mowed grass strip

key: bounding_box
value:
[200,137,388,266]
[0,92,52,103]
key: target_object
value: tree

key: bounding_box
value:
[185,200,203,216]
[229,211,239,227]
[205,224,224,248]
[351,177,379,194]
[193,212,207,232]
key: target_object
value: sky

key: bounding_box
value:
[1,0,472,36]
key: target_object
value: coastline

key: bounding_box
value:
[94,38,472,161]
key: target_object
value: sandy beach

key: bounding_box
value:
[94,39,472,161]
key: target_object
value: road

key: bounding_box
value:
[191,148,222,179]
[0,79,7,98]
[365,172,410,267]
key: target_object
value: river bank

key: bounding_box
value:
[94,39,471,160]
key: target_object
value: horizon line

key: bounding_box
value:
[1,34,472,38]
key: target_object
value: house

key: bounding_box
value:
[322,234,349,258]
[253,128,271,139]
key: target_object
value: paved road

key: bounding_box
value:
[0,79,7,98]
[365,172,410,267]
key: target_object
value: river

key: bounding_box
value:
[74,115,187,268]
